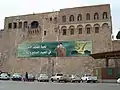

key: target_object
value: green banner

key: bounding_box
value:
[17,40,92,58]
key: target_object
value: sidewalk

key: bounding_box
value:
[98,79,117,83]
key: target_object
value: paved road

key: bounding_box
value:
[0,81,120,90]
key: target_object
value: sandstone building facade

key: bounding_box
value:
[0,4,115,75]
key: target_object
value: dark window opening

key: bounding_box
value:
[13,22,17,29]
[78,28,82,34]
[69,15,74,22]
[44,31,46,36]
[24,21,28,28]
[18,22,22,28]
[70,29,74,35]
[87,28,90,34]
[86,13,90,20]
[8,23,12,29]
[37,29,39,33]
[77,14,82,21]
[103,12,108,19]
[94,13,99,20]
[54,17,57,23]
[31,21,39,29]
[95,27,99,33]
[63,29,67,35]
[32,30,34,34]
[50,17,52,21]
[62,16,66,22]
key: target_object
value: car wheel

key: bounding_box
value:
[87,80,90,83]
[51,78,53,82]
[93,81,96,83]
[47,80,49,82]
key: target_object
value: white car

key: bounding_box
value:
[51,73,71,83]
[81,74,98,83]
[0,73,10,80]
[37,74,49,82]
[117,78,120,84]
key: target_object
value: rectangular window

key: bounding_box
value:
[62,16,66,22]
[87,28,90,34]
[50,17,52,21]
[95,27,99,33]
[44,31,46,36]
[8,23,12,29]
[13,22,17,29]
[18,22,22,28]
[54,17,57,23]
[24,21,28,28]
[78,28,82,34]
[70,29,74,35]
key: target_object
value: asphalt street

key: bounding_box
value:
[0,81,120,90]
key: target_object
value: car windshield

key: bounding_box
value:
[13,73,21,76]
[28,74,34,77]
[1,73,8,76]
[57,74,63,76]
[40,74,47,76]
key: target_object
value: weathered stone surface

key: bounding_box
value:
[1,4,119,75]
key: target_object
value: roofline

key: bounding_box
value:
[5,4,110,18]
[60,4,110,10]
[5,11,59,18]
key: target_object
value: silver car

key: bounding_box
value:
[37,74,49,82]
[70,75,81,83]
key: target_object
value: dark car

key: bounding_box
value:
[23,74,35,81]
[11,73,22,81]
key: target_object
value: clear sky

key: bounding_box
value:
[0,0,120,37]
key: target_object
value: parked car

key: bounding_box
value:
[37,74,49,82]
[23,74,35,81]
[117,78,120,84]
[81,74,98,83]
[70,75,81,83]
[51,73,63,82]
[0,73,10,80]
[11,73,22,81]
[51,73,71,83]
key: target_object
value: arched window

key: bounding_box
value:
[103,12,108,19]
[77,25,83,34]
[69,15,74,22]
[31,21,39,29]
[94,13,99,20]
[63,29,67,35]
[86,13,90,20]
[85,24,92,34]
[102,23,109,29]
[77,14,82,21]
[69,25,75,35]
[61,26,67,35]
[94,24,100,33]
